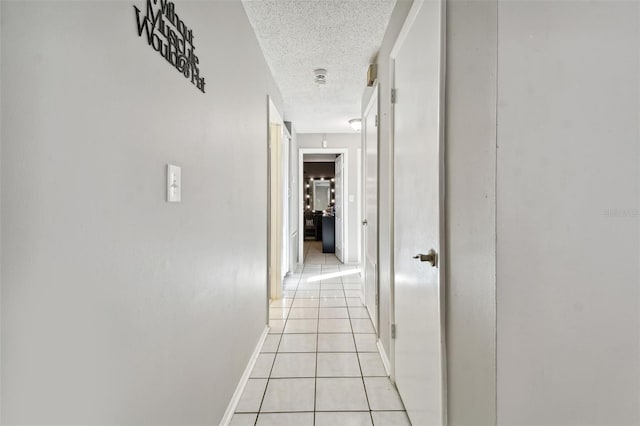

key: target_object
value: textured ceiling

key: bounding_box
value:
[242,0,396,133]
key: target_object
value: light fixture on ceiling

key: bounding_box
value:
[314,68,328,86]
[349,118,362,132]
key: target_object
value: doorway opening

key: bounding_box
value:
[298,149,349,267]
[267,97,290,313]
[301,156,340,265]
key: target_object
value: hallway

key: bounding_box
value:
[2,1,639,425]
[231,263,409,425]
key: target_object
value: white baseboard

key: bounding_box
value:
[220,326,269,426]
[377,338,392,377]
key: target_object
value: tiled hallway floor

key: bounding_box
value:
[231,264,410,425]
[303,240,341,265]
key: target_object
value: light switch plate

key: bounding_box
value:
[167,164,181,202]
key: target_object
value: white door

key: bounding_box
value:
[334,154,344,262]
[393,0,445,425]
[363,86,379,329]
[282,134,290,277]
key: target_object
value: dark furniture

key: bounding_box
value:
[304,212,316,240]
[314,211,323,241]
[304,211,326,241]
[322,216,335,253]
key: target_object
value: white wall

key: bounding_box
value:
[1,1,283,424]
[297,133,360,264]
[496,2,640,424]
[445,1,497,424]
[0,2,3,421]
[446,1,640,424]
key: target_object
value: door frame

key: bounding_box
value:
[298,148,349,266]
[389,0,448,419]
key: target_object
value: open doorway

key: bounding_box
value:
[301,156,340,265]
[267,97,290,309]
[298,149,349,266]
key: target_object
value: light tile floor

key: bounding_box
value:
[232,262,411,425]
[303,240,341,265]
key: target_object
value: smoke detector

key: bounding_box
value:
[349,118,362,132]
[314,68,328,86]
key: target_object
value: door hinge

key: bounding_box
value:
[391,88,397,104]
[391,323,397,339]
[375,114,379,127]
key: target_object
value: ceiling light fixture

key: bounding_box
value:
[314,68,328,86]
[349,118,362,132]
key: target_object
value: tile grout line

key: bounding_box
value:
[251,256,407,423]
[345,277,375,422]
[250,246,350,423]
[234,246,348,426]
[254,266,302,424]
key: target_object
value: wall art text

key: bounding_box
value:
[134,0,206,93]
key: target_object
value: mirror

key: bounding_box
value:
[312,181,331,211]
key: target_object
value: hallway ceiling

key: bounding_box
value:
[242,0,396,134]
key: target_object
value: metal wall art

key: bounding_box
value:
[134,0,206,93]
